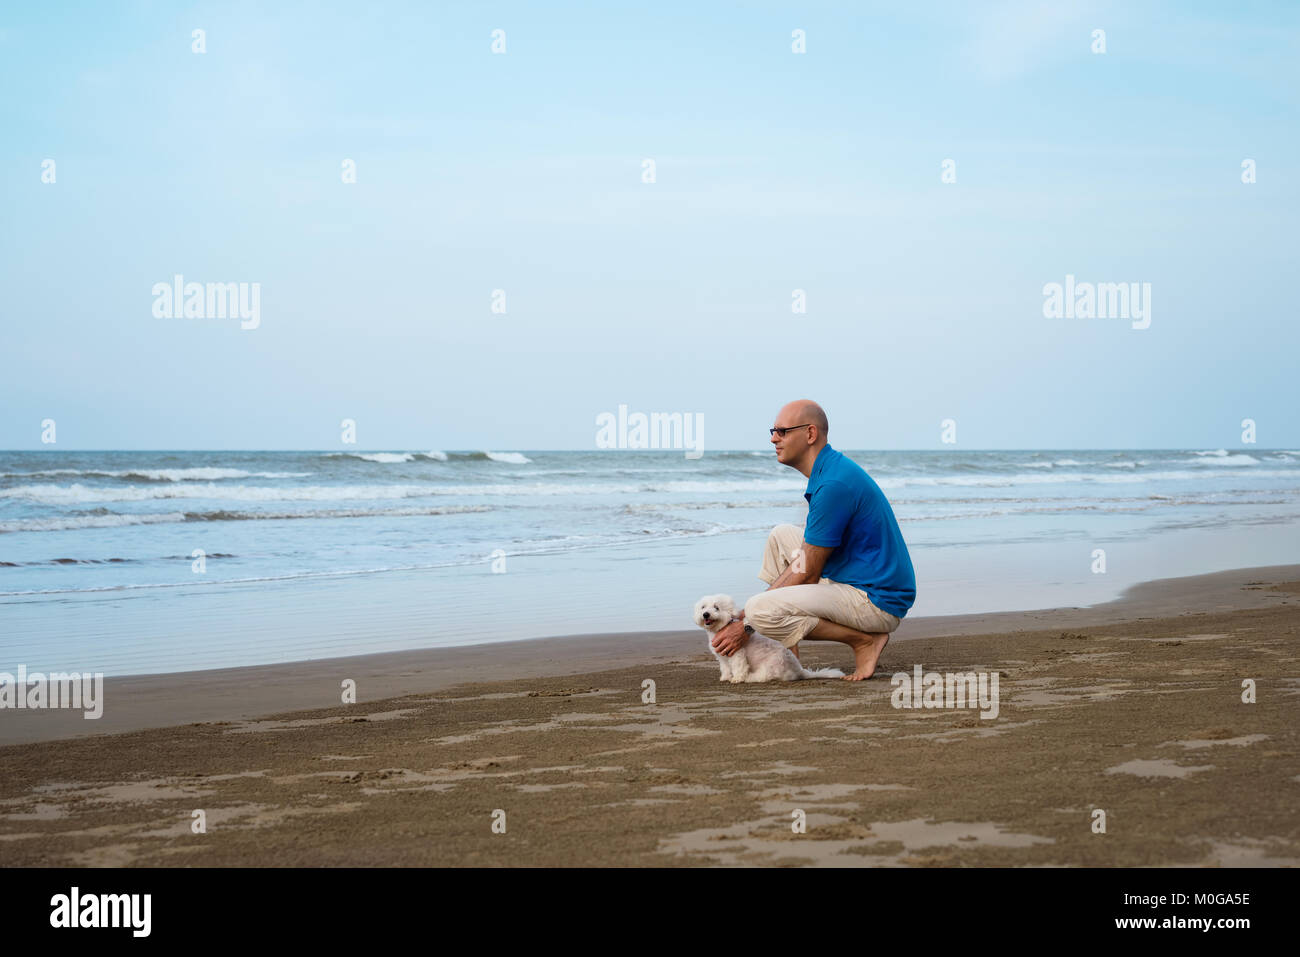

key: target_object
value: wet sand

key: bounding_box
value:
[0,565,1296,866]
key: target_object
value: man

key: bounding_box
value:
[710,400,916,680]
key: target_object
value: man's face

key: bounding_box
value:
[770,409,809,466]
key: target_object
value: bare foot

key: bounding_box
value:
[843,632,890,681]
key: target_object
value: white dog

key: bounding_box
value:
[693,593,844,683]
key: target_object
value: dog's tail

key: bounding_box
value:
[799,666,845,679]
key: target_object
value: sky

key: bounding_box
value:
[2,0,1297,450]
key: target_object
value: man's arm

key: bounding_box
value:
[765,542,833,590]
[710,543,834,655]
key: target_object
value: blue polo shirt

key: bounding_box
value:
[802,445,916,618]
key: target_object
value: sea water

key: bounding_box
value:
[2,448,1297,675]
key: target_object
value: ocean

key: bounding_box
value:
[2,448,1298,676]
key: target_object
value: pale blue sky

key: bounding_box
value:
[2,1,1297,450]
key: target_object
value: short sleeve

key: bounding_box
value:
[803,479,853,548]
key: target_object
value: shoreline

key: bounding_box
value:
[8,518,1299,679]
[2,562,1297,748]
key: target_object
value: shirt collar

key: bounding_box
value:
[803,444,835,500]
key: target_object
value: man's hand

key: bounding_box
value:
[711,617,750,656]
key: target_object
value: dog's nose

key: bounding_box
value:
[702,612,711,620]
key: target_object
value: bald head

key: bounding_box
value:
[780,399,828,438]
[771,400,829,475]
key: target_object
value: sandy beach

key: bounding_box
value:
[1,564,1297,867]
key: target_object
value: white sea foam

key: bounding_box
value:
[873,469,1295,489]
[5,467,1297,506]
[0,504,494,534]
[1018,458,1091,468]
[321,450,525,464]
[346,452,415,464]
[1186,453,1259,466]
[0,512,190,533]
[124,468,252,481]
[0,468,307,481]
[0,479,693,504]
[0,482,497,504]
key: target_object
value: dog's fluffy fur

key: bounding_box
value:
[693,593,844,682]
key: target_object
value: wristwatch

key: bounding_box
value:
[742,623,755,637]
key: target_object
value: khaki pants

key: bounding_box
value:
[743,524,901,648]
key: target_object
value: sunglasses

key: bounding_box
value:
[769,424,813,437]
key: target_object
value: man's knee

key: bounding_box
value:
[744,592,781,630]
[746,590,802,630]
[768,523,802,543]
[745,591,814,647]
[766,524,804,563]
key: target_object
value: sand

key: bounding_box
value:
[0,564,1296,866]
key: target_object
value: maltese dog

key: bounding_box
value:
[693,593,844,683]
